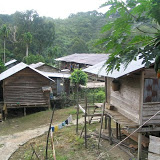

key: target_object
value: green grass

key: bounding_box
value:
[1,106,131,160]
[0,106,77,136]
[10,122,130,160]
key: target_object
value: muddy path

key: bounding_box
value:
[0,118,83,160]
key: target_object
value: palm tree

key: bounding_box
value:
[0,24,10,63]
[23,32,32,57]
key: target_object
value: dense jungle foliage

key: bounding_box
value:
[0,10,107,66]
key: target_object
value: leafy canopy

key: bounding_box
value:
[0,59,5,73]
[23,54,45,64]
[100,0,160,71]
[70,69,88,86]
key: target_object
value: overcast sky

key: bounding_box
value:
[0,0,107,19]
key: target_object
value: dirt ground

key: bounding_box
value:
[0,107,132,160]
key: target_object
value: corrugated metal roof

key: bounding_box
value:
[5,59,17,66]
[40,71,71,78]
[83,58,155,79]
[0,62,54,82]
[55,53,109,65]
[29,62,45,68]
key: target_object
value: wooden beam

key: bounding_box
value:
[105,115,108,129]
[78,104,85,113]
[82,114,102,117]
[116,122,119,139]
[138,127,160,133]
[98,102,105,149]
[76,104,79,135]
[108,116,112,145]
[138,71,144,160]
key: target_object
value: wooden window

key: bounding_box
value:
[143,79,160,102]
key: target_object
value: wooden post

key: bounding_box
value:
[108,116,112,145]
[105,115,108,129]
[105,77,107,102]
[76,85,79,135]
[138,71,144,160]
[116,122,119,139]
[84,97,87,148]
[24,107,26,116]
[98,102,105,149]
[119,124,121,140]
[76,104,79,135]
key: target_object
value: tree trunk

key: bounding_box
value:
[26,44,29,57]
[3,39,5,63]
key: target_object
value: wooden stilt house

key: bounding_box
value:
[0,62,54,110]
[83,58,160,159]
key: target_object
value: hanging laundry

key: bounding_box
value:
[51,126,54,132]
[65,119,68,125]
[58,123,62,129]
[51,115,73,133]
[68,115,72,124]
[54,126,58,132]
[62,121,66,126]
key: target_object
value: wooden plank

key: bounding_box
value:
[138,71,144,160]
[82,114,102,117]
[148,153,160,160]
[104,109,138,127]
[121,130,149,148]
[78,104,85,113]
[94,103,103,108]
[144,68,157,79]
[138,127,160,133]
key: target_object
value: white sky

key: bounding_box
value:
[0,0,107,19]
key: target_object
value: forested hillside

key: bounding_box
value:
[0,10,106,66]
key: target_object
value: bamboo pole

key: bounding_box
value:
[98,102,105,149]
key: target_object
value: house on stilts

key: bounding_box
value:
[0,62,54,118]
[83,57,160,159]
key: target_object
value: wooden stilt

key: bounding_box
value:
[108,117,112,145]
[116,122,119,139]
[24,107,26,116]
[76,85,79,135]
[119,124,121,140]
[98,102,105,149]
[84,97,87,148]
[138,133,142,160]
[105,115,107,129]
[76,104,79,135]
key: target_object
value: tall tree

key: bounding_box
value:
[32,17,55,54]
[100,0,160,72]
[23,32,32,57]
[0,24,10,63]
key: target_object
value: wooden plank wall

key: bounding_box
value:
[108,75,141,123]
[142,103,160,124]
[4,68,51,107]
[0,81,3,101]
[51,78,58,95]
[142,68,160,125]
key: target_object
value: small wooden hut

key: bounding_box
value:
[83,58,160,159]
[0,62,54,110]
[30,62,71,96]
